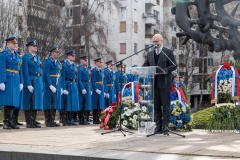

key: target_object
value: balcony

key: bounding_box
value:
[145,34,154,39]
[145,13,157,26]
[145,0,157,6]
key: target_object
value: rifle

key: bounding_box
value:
[29,80,34,128]
[80,96,86,125]
[49,74,59,127]
[62,84,69,126]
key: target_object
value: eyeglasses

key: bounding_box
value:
[152,41,159,43]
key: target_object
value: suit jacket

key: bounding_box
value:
[142,46,177,89]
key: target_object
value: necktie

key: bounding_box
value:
[156,48,160,55]
[34,56,37,63]
[12,53,16,60]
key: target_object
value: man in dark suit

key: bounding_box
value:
[143,34,177,133]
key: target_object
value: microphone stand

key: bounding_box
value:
[101,45,155,136]
[147,47,185,138]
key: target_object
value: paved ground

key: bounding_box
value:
[0,122,240,160]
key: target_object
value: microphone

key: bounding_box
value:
[154,44,159,48]
[146,44,153,49]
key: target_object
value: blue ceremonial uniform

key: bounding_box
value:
[0,48,23,107]
[0,47,3,110]
[61,60,79,112]
[104,68,116,106]
[43,56,62,110]
[127,73,138,83]
[115,70,128,95]
[91,67,106,109]
[22,52,43,110]
[78,64,92,111]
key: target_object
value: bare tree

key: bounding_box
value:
[0,0,18,48]
[78,0,121,65]
[19,0,67,61]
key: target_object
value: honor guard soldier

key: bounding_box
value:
[115,64,127,97]
[43,47,63,127]
[104,60,116,107]
[0,37,23,129]
[0,47,3,127]
[61,50,79,126]
[179,75,186,88]
[14,51,23,126]
[172,74,179,85]
[87,66,92,122]
[78,56,92,125]
[91,57,106,124]
[127,65,138,83]
[22,40,43,128]
[59,59,66,124]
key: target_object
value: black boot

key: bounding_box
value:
[78,110,84,125]
[84,111,90,125]
[73,112,78,122]
[33,110,41,125]
[66,111,72,126]
[44,110,50,127]
[24,110,35,128]
[9,107,20,129]
[14,109,23,125]
[33,110,41,128]
[3,107,11,129]
[70,112,77,125]
[93,109,99,124]
[53,109,60,127]
[0,123,2,126]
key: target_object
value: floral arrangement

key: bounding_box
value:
[121,103,150,130]
[205,103,238,132]
[169,100,194,131]
[99,103,120,130]
[210,62,240,103]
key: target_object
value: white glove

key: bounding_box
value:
[20,84,23,91]
[82,89,87,95]
[106,93,110,99]
[0,83,5,91]
[95,89,101,95]
[115,95,116,98]
[49,85,57,93]
[91,91,93,95]
[27,85,34,93]
[61,88,63,95]
[63,90,69,95]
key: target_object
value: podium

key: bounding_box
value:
[127,66,166,135]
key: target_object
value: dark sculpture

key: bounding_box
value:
[172,0,240,60]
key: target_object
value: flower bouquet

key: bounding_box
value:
[205,103,238,132]
[99,103,120,130]
[121,103,150,130]
[169,100,194,131]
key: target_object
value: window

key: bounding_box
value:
[120,43,126,54]
[80,46,85,55]
[66,8,73,17]
[19,0,23,6]
[192,43,195,51]
[192,58,199,67]
[192,75,201,83]
[199,58,207,73]
[134,0,138,12]
[34,0,45,8]
[172,37,177,49]
[134,22,137,33]
[120,22,126,32]
[154,30,159,34]
[120,0,126,10]
[179,37,185,50]
[134,43,137,53]
[154,10,159,20]
[208,58,213,66]
[18,16,23,25]
[179,54,186,67]
[199,44,208,57]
